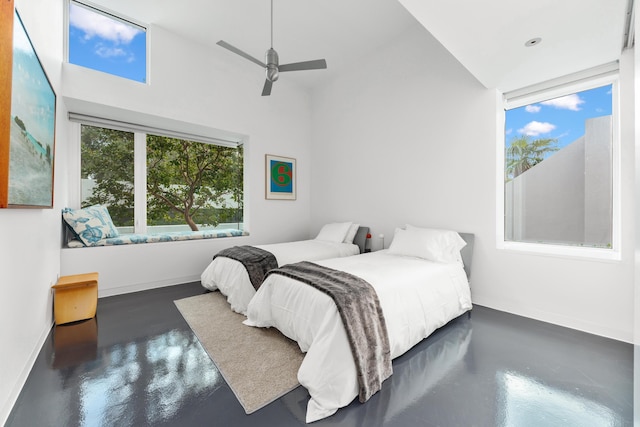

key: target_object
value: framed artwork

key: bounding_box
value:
[0,7,57,208]
[265,154,296,200]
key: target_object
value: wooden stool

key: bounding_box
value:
[52,272,99,325]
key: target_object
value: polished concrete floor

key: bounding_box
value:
[6,282,633,427]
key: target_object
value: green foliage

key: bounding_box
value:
[146,134,243,231]
[506,135,558,180]
[81,126,135,226]
[81,125,243,232]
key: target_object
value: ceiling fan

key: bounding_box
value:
[216,0,327,96]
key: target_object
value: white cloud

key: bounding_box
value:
[518,121,556,136]
[505,128,513,135]
[540,94,584,111]
[69,4,141,45]
[95,45,126,58]
[525,105,541,113]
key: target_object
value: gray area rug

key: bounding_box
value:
[174,291,304,414]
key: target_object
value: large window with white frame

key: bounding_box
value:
[501,72,619,257]
[77,120,244,235]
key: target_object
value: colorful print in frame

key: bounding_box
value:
[4,9,56,208]
[265,154,296,200]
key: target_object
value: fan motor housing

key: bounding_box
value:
[265,48,279,82]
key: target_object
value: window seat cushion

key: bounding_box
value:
[67,229,248,248]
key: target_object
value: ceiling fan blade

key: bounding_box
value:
[217,40,266,68]
[279,59,327,72]
[262,79,273,96]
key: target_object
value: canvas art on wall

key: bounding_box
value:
[265,154,296,200]
[0,8,56,208]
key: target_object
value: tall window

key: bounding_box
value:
[80,124,244,234]
[67,1,147,83]
[503,79,617,251]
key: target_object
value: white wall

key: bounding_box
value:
[636,11,640,347]
[632,2,639,416]
[60,24,315,295]
[309,23,635,342]
[0,0,67,423]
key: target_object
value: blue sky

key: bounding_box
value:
[505,84,612,151]
[68,2,146,83]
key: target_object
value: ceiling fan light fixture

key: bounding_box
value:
[266,65,279,82]
[266,47,279,81]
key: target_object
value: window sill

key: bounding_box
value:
[67,229,248,248]
[498,241,620,262]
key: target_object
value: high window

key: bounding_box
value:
[67,0,147,83]
[78,121,244,235]
[501,73,618,257]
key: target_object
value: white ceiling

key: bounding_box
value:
[399,0,632,92]
[86,0,632,93]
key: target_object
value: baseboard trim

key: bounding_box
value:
[472,295,632,343]
[97,275,201,298]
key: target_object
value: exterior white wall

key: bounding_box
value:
[0,0,66,424]
[584,116,614,244]
[506,138,586,243]
[505,116,612,246]
[60,24,314,295]
[310,24,635,342]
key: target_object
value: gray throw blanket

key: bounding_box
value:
[213,246,278,290]
[265,261,392,403]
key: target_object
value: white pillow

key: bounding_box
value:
[388,228,425,258]
[343,223,360,244]
[406,224,466,263]
[389,225,466,263]
[315,222,353,243]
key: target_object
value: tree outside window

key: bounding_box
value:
[81,125,243,233]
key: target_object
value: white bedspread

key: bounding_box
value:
[200,239,359,314]
[244,250,472,422]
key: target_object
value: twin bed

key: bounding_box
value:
[201,222,369,314]
[201,223,474,422]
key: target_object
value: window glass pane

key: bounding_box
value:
[504,84,613,248]
[81,125,135,231]
[68,1,147,83]
[146,135,244,233]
